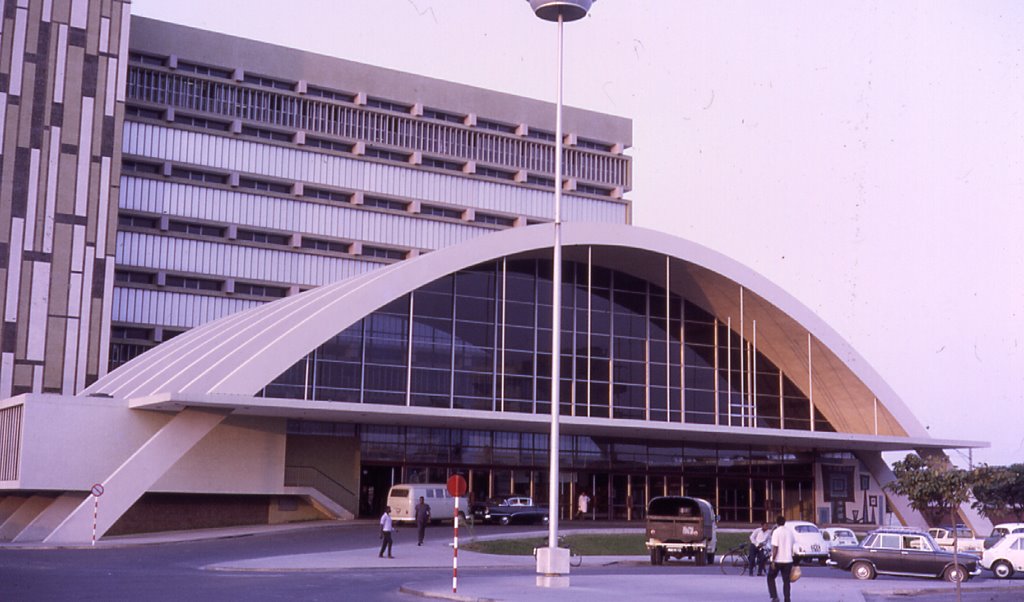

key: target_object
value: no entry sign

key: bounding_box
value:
[446,474,467,498]
[90,483,105,497]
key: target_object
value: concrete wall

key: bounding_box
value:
[284,434,360,511]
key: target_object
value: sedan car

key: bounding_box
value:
[822,527,859,549]
[928,526,985,553]
[788,520,829,565]
[981,532,1024,579]
[482,497,550,526]
[984,523,1024,549]
[827,527,980,582]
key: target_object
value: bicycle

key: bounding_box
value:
[719,543,769,575]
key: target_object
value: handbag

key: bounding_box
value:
[790,565,802,582]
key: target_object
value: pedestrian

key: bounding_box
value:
[576,490,591,519]
[379,505,394,559]
[415,496,431,546]
[767,515,795,602]
[748,521,771,576]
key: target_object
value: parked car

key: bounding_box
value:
[482,497,550,526]
[822,527,859,549]
[787,520,828,565]
[981,532,1024,579]
[828,527,980,582]
[645,496,718,566]
[928,526,985,553]
[984,523,1024,549]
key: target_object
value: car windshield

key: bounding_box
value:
[991,528,1008,537]
[836,530,854,538]
[794,525,819,534]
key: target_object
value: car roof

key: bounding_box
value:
[995,522,1024,528]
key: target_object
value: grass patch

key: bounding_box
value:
[463,530,752,557]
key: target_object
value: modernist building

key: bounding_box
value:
[0,11,986,543]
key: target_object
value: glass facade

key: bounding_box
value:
[263,257,835,432]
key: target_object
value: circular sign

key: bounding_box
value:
[446,474,467,497]
[90,483,105,497]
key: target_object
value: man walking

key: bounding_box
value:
[748,521,771,576]
[378,505,395,559]
[767,515,795,602]
[576,490,591,519]
[415,496,431,546]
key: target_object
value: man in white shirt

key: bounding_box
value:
[576,491,591,519]
[747,521,771,576]
[379,506,395,559]
[768,515,795,602]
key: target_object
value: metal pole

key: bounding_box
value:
[548,11,564,553]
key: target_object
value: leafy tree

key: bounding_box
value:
[972,463,1024,522]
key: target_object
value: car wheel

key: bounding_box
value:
[943,564,966,583]
[706,553,715,565]
[992,560,1014,579]
[499,516,511,526]
[851,561,876,580]
[650,549,659,566]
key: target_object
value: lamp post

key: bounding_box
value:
[526,0,594,580]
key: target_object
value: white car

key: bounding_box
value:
[788,520,829,565]
[928,526,985,553]
[822,527,859,549]
[984,523,1024,549]
[981,532,1024,579]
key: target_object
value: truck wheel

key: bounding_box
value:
[650,548,664,566]
[706,553,715,565]
[695,550,706,566]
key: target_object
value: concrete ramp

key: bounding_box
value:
[13,493,89,543]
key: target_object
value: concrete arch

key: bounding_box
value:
[84,223,924,439]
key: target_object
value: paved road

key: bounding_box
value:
[2,521,1023,601]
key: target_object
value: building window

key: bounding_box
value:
[306,85,356,103]
[422,157,464,172]
[175,60,232,79]
[362,246,406,260]
[306,137,353,153]
[476,119,516,134]
[576,183,613,197]
[364,147,411,162]
[243,73,294,90]
[421,205,463,220]
[121,160,162,175]
[114,270,155,285]
[475,213,515,227]
[168,220,225,238]
[576,138,613,152]
[477,166,515,181]
[236,229,290,246]
[128,52,165,66]
[125,105,164,120]
[240,126,292,142]
[118,214,159,229]
[234,282,288,298]
[170,167,228,185]
[174,113,231,132]
[165,275,222,291]
[526,174,555,188]
[423,108,464,124]
[366,97,412,113]
[363,196,408,211]
[303,187,351,203]
[109,342,151,370]
[238,177,292,194]
[110,326,153,341]
[301,238,350,253]
[527,129,556,142]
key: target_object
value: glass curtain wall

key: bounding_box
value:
[263,256,834,433]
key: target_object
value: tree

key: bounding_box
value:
[885,453,975,601]
[972,464,1024,522]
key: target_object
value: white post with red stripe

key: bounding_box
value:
[453,495,459,593]
[90,483,105,547]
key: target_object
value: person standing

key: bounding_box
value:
[767,515,795,602]
[576,490,591,520]
[415,496,431,546]
[748,521,771,576]
[378,506,395,559]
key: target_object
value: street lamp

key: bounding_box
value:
[526,0,594,581]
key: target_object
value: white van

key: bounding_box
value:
[386,483,469,523]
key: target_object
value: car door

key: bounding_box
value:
[867,533,902,572]
[901,535,941,576]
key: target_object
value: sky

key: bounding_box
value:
[130,0,1024,467]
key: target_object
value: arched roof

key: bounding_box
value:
[85,223,926,439]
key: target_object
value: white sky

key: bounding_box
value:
[131,0,1024,466]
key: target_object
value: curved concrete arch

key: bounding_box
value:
[85,223,926,439]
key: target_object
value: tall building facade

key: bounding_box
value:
[0,0,129,398]
[110,17,632,370]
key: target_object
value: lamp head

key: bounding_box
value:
[527,0,594,22]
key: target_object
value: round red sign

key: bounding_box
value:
[91,483,105,497]
[446,474,467,497]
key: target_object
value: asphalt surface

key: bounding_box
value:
[2,521,1023,601]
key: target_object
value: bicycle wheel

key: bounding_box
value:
[719,548,748,575]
